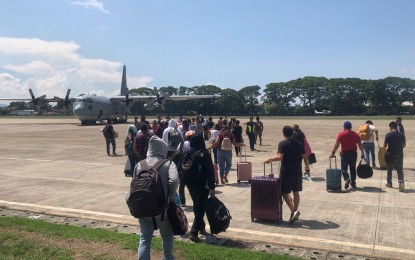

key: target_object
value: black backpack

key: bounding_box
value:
[181,149,204,184]
[168,128,184,150]
[205,195,231,234]
[126,159,169,228]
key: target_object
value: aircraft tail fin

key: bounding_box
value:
[120,65,128,96]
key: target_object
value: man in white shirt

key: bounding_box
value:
[362,120,379,167]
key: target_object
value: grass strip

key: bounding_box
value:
[0,216,301,259]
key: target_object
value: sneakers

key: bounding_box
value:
[288,211,300,224]
[386,183,393,188]
[224,175,229,183]
[399,183,405,192]
[345,179,351,189]
[189,234,201,243]
[304,173,312,182]
[351,183,357,189]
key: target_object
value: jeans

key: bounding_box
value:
[247,133,255,150]
[363,143,376,166]
[386,155,404,185]
[340,151,357,185]
[105,138,116,155]
[212,147,218,164]
[138,215,175,260]
[218,149,232,179]
[188,187,209,236]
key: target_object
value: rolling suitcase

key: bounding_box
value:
[251,163,282,224]
[326,156,342,191]
[237,147,252,183]
[378,142,387,169]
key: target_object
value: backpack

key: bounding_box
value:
[102,125,111,138]
[221,135,233,151]
[168,128,184,150]
[358,124,371,141]
[166,202,189,235]
[205,195,231,234]
[126,159,169,228]
[181,149,204,184]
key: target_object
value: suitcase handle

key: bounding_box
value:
[263,162,273,177]
[240,145,247,162]
[329,156,338,169]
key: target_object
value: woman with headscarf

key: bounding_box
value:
[182,133,215,242]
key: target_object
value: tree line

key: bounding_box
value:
[130,76,415,116]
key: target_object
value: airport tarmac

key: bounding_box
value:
[0,117,414,260]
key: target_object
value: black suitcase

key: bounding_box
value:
[205,195,231,234]
[251,163,282,224]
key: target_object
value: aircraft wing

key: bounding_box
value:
[164,94,219,101]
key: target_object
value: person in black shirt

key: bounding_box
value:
[396,117,405,135]
[384,121,406,191]
[233,120,243,156]
[264,126,310,224]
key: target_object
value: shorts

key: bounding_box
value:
[281,174,302,194]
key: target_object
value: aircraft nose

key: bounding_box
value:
[73,104,85,117]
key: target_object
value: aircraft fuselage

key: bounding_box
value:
[72,95,127,124]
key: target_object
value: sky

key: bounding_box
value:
[0,0,415,101]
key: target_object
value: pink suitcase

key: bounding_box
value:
[251,162,282,224]
[237,147,252,183]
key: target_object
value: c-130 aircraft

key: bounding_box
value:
[0,65,218,125]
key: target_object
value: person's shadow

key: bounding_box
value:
[255,219,340,230]
[355,186,386,193]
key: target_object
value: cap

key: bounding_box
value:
[344,121,352,128]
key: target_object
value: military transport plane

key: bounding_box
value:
[314,109,331,115]
[0,65,218,125]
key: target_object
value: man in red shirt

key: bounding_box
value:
[134,123,150,162]
[331,121,364,189]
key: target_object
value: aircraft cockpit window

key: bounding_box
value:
[75,98,84,103]
[87,98,93,103]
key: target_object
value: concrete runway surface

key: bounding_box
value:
[0,117,414,259]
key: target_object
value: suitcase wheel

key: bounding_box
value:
[237,180,240,183]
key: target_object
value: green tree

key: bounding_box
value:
[239,85,261,115]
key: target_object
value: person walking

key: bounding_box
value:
[208,125,245,184]
[134,136,179,260]
[182,133,215,242]
[254,116,264,146]
[125,125,138,176]
[330,121,364,189]
[384,121,406,191]
[292,124,313,181]
[396,117,405,135]
[362,120,379,167]
[233,120,243,156]
[264,126,310,224]
[244,116,257,151]
[209,124,221,164]
[102,121,117,156]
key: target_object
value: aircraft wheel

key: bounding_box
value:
[81,121,86,126]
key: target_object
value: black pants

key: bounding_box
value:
[105,138,116,155]
[188,187,209,236]
[128,153,139,174]
[179,179,186,205]
[247,133,255,150]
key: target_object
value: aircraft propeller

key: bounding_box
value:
[153,87,166,110]
[29,89,46,111]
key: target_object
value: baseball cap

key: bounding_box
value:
[344,121,352,128]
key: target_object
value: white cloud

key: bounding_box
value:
[70,0,111,14]
[0,37,154,101]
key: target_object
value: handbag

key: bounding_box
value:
[166,202,188,235]
[308,153,317,164]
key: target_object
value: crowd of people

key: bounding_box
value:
[102,115,406,259]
